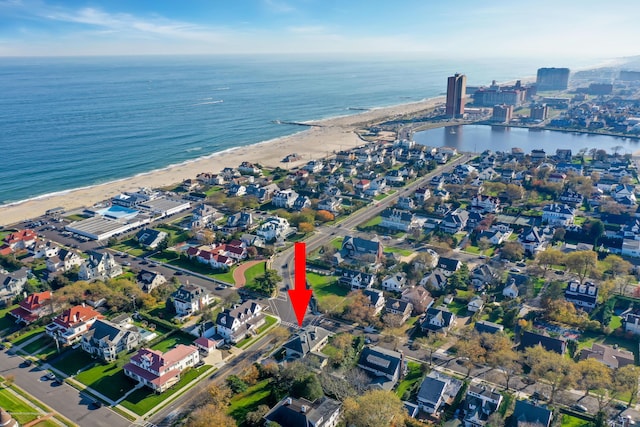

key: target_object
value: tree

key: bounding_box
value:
[478,237,491,255]
[298,222,315,233]
[488,347,521,390]
[505,184,524,202]
[200,229,215,245]
[536,248,565,277]
[342,291,379,326]
[315,210,335,222]
[501,241,524,262]
[614,365,640,407]
[576,358,611,397]
[565,250,597,284]
[614,275,635,296]
[524,345,576,403]
[245,405,270,427]
[226,375,248,393]
[603,254,632,278]
[343,390,406,427]
[248,269,282,296]
[292,373,324,401]
[186,405,237,427]
[382,313,404,329]
[455,332,486,377]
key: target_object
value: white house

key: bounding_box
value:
[78,251,123,282]
[502,281,519,299]
[272,189,299,209]
[124,345,200,393]
[542,203,575,227]
[171,284,212,317]
[381,272,408,292]
[216,301,265,344]
[257,216,293,242]
[467,296,484,313]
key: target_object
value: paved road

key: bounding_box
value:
[0,349,131,427]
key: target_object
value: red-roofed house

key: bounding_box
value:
[194,336,219,354]
[355,179,371,192]
[124,345,200,392]
[46,304,104,345]
[4,229,37,251]
[0,245,12,256]
[10,291,52,324]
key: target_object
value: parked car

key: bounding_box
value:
[46,372,56,380]
[571,404,588,413]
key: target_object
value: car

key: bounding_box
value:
[149,263,158,268]
[521,377,536,385]
[532,391,549,401]
[615,402,627,410]
[46,372,56,380]
[22,359,33,367]
[215,286,225,291]
[571,404,588,413]
[554,270,565,275]
[516,262,526,267]
[174,271,183,276]
[194,361,205,368]
[509,267,521,273]
[92,400,103,408]
[140,260,148,265]
[122,262,131,266]
[479,255,487,259]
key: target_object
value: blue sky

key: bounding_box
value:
[1,0,639,58]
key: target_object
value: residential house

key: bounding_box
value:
[10,291,52,324]
[81,318,141,362]
[227,183,246,197]
[282,326,331,359]
[292,195,311,212]
[180,178,200,192]
[559,190,584,205]
[186,247,234,270]
[519,330,566,354]
[474,320,504,335]
[384,170,404,185]
[215,301,265,344]
[257,216,293,242]
[519,226,546,254]
[45,248,83,273]
[401,287,434,314]
[417,372,463,415]
[621,239,640,258]
[421,307,456,335]
[338,269,376,290]
[45,305,103,346]
[579,343,635,369]
[380,208,419,231]
[172,284,212,317]
[34,241,59,259]
[303,160,324,173]
[272,189,299,209]
[433,188,450,201]
[3,229,37,251]
[363,289,386,315]
[476,229,508,246]
[355,179,371,193]
[336,236,383,265]
[511,400,552,427]
[196,172,225,185]
[502,281,519,299]
[437,257,462,276]
[414,187,431,203]
[0,268,29,304]
[189,204,221,229]
[136,270,167,293]
[396,197,416,210]
[624,310,640,335]
[357,346,405,390]
[318,197,342,214]
[384,299,413,323]
[548,172,567,183]
[471,265,497,291]
[238,161,262,175]
[78,251,123,282]
[381,272,408,292]
[564,280,599,311]
[224,212,254,232]
[612,184,637,204]
[541,203,575,227]
[440,209,469,233]
[470,195,501,213]
[245,183,280,203]
[421,269,448,291]
[467,296,484,313]
[463,384,503,427]
[124,345,200,393]
[264,396,342,427]
[136,228,167,250]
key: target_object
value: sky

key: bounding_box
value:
[1,0,639,58]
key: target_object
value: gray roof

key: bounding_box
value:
[172,284,207,303]
[264,396,341,427]
[282,326,331,357]
[512,400,552,427]
[417,376,446,405]
[358,346,402,378]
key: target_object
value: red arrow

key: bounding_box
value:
[288,242,312,327]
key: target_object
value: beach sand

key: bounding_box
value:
[0,97,444,226]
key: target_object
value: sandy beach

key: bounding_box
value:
[0,97,444,226]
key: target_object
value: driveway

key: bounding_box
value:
[0,350,130,427]
[232,260,264,287]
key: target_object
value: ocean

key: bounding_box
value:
[0,55,603,205]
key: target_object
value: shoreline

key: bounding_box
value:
[0,96,445,226]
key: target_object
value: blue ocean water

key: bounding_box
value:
[0,55,601,205]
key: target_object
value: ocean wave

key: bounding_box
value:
[193,100,223,106]
[186,147,203,152]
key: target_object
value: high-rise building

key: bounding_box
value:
[536,68,570,91]
[446,73,466,118]
[491,104,513,123]
[530,104,549,121]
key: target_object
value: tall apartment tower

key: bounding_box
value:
[536,68,570,91]
[446,73,467,118]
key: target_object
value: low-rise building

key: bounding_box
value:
[463,384,503,427]
[172,284,212,317]
[46,305,103,346]
[519,330,566,354]
[338,269,376,290]
[216,301,265,344]
[136,228,168,249]
[381,272,408,292]
[10,291,52,324]
[81,317,141,362]
[363,289,385,315]
[417,371,463,415]
[257,216,293,242]
[45,248,83,273]
[564,280,598,311]
[542,203,575,227]
[511,400,552,427]
[264,396,342,427]
[579,343,635,369]
[357,346,405,391]
[136,270,167,293]
[380,208,419,231]
[420,306,456,335]
[467,296,484,313]
[282,326,331,359]
[78,251,123,282]
[124,345,200,393]
[384,298,413,323]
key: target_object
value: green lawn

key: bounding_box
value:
[244,262,266,285]
[237,315,278,349]
[532,278,546,297]
[154,225,191,245]
[395,361,424,399]
[151,253,236,284]
[374,193,389,201]
[307,273,348,299]
[609,316,622,330]
[446,300,468,316]
[0,305,18,332]
[151,332,196,352]
[75,362,136,401]
[10,327,45,346]
[120,366,209,416]
[330,237,344,251]
[50,349,95,376]
[22,335,54,355]
[227,379,273,422]
[384,246,413,256]
[561,414,591,427]
[0,387,43,424]
[110,238,146,257]
[358,215,382,230]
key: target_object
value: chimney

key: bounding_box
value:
[285,397,292,406]
[301,405,307,413]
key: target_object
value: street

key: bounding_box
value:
[0,349,131,427]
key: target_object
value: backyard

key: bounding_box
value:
[395,361,424,399]
[306,272,350,313]
[227,379,273,423]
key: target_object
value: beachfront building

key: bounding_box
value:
[272,189,299,209]
[446,73,467,118]
[124,345,200,393]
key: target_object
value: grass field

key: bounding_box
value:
[151,332,197,352]
[237,315,278,349]
[0,387,47,425]
[75,362,136,401]
[383,246,413,256]
[561,414,591,427]
[243,262,266,286]
[110,238,146,257]
[0,305,18,332]
[10,327,45,346]
[22,335,54,355]
[50,349,95,375]
[151,252,236,284]
[120,365,209,416]
[395,361,423,399]
[330,237,344,250]
[358,215,382,230]
[227,379,273,422]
